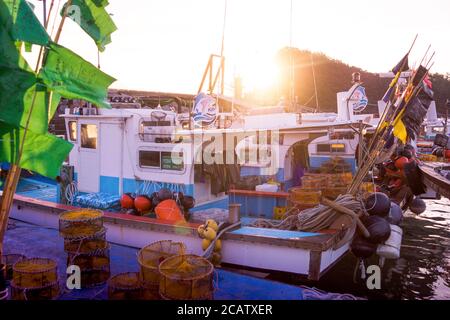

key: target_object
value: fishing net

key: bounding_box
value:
[159,254,214,300]
[67,240,110,288]
[138,240,186,286]
[12,258,58,289]
[2,254,26,281]
[63,227,107,251]
[10,281,60,300]
[108,272,154,300]
[59,209,103,236]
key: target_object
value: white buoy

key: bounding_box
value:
[377,224,403,260]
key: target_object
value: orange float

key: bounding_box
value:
[394,156,409,170]
[155,199,186,222]
[120,193,135,209]
[134,196,152,214]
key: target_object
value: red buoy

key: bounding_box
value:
[120,193,135,209]
[394,156,409,170]
[445,150,450,159]
[134,195,152,214]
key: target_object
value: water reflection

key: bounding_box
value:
[269,198,450,300]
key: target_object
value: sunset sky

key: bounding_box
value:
[28,0,450,95]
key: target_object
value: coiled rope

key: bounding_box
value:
[251,194,364,248]
[299,285,364,300]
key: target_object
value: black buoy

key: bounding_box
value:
[157,188,173,201]
[151,192,160,208]
[387,202,403,225]
[409,197,426,214]
[363,215,391,244]
[350,235,378,258]
[181,196,196,210]
[364,192,391,217]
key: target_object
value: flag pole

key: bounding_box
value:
[0,0,71,261]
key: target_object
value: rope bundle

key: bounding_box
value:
[250,194,363,248]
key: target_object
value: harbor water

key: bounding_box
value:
[268,197,450,300]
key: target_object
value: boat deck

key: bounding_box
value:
[420,162,450,200]
[3,176,349,280]
[4,220,307,300]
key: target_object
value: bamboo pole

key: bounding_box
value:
[0,0,71,260]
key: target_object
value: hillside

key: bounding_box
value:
[248,47,450,116]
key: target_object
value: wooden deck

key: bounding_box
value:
[419,162,450,200]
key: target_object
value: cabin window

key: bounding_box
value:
[139,151,161,168]
[161,152,184,171]
[331,143,346,152]
[80,124,97,149]
[68,121,77,141]
[139,150,184,171]
[317,144,331,153]
[317,143,346,153]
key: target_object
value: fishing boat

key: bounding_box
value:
[2,77,375,280]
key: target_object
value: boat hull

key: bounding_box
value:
[7,193,350,281]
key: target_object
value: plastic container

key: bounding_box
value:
[273,206,287,220]
[255,183,279,192]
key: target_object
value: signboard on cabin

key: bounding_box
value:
[349,86,368,112]
[193,93,218,127]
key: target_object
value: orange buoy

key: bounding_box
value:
[394,156,409,170]
[155,199,186,222]
[120,193,135,209]
[134,195,152,214]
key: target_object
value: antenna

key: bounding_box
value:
[311,52,319,112]
[289,0,294,106]
[220,0,228,57]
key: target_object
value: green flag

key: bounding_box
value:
[0,0,50,45]
[39,42,115,109]
[0,123,73,179]
[62,0,117,51]
[0,25,61,134]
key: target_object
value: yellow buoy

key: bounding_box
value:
[203,227,217,241]
[205,219,218,232]
[197,225,206,238]
[214,240,222,252]
[201,239,211,251]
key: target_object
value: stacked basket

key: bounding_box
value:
[10,258,59,300]
[289,157,354,206]
[59,209,110,287]
[137,240,186,299]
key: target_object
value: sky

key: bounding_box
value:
[27,0,450,95]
